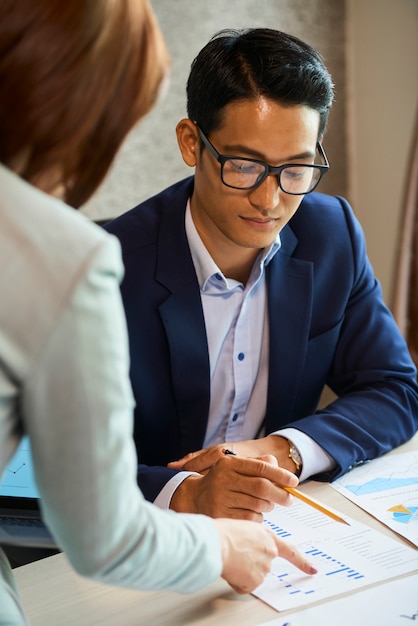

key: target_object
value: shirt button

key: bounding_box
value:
[237,352,245,361]
[215,273,223,280]
[232,413,238,422]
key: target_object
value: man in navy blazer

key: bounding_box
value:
[106,28,418,521]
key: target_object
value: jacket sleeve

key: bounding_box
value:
[288,196,418,480]
[22,234,222,592]
[136,464,181,502]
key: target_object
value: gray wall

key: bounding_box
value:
[347,0,418,303]
[82,0,347,220]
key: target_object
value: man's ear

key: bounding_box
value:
[176,119,200,167]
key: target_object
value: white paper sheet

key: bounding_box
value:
[330,451,418,547]
[257,573,418,626]
[252,499,418,612]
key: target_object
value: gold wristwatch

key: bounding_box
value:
[287,440,302,477]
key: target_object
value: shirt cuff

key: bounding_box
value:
[153,471,198,509]
[272,427,336,482]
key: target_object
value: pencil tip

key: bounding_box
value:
[341,518,350,526]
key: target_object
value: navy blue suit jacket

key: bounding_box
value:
[106,177,418,502]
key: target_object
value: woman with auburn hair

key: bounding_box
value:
[0,1,315,623]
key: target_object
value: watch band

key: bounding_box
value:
[287,440,302,477]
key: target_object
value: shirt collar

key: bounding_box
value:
[185,200,281,291]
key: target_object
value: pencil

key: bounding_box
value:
[222,448,350,525]
[282,486,350,525]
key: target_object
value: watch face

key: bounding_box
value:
[289,443,302,466]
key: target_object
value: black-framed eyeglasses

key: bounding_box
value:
[196,125,329,195]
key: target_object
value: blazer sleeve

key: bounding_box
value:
[287,196,418,480]
[22,234,222,592]
[136,464,181,502]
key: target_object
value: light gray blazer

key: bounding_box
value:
[0,165,221,624]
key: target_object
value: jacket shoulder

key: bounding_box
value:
[281,192,367,273]
[290,193,361,245]
[104,177,194,251]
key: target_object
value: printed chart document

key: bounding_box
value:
[330,450,418,547]
[252,499,418,612]
[257,573,418,626]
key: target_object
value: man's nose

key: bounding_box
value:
[248,174,281,211]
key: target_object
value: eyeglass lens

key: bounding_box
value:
[222,159,321,193]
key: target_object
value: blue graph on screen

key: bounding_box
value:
[0,437,40,498]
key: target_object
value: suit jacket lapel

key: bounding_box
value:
[265,224,313,430]
[155,180,210,454]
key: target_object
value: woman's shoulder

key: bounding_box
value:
[0,164,117,273]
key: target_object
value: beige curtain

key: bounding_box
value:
[392,112,418,369]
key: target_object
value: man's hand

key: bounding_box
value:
[169,451,298,521]
[168,435,300,475]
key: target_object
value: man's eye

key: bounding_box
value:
[282,166,307,179]
[230,160,260,174]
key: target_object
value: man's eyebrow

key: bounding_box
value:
[222,142,316,163]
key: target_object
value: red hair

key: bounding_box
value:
[0,0,169,206]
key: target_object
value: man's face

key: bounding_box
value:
[178,98,321,269]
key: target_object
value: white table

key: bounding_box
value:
[14,434,418,625]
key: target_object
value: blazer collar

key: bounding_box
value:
[155,177,196,292]
[155,177,210,452]
[265,224,313,428]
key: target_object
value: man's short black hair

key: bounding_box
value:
[187,28,334,139]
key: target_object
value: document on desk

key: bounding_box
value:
[257,573,418,626]
[330,451,418,547]
[252,499,418,612]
